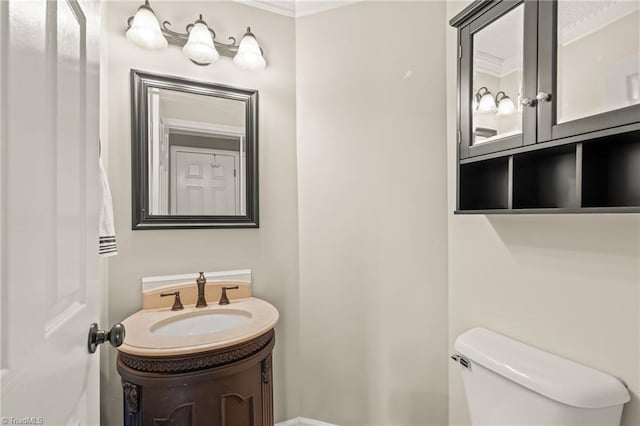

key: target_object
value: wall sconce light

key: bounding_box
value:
[126,1,167,50]
[125,0,267,71]
[474,87,497,114]
[473,87,516,116]
[182,15,219,65]
[495,91,516,116]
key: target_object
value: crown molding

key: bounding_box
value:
[295,1,362,18]
[559,1,638,46]
[232,0,361,18]
[234,0,296,17]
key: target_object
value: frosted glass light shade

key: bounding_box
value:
[497,96,516,116]
[477,92,497,113]
[126,5,167,50]
[233,28,266,71]
[183,21,219,65]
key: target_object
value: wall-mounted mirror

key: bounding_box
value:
[131,70,258,229]
[472,3,524,146]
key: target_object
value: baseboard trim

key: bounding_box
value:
[276,417,340,426]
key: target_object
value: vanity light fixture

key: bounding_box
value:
[126,0,167,50]
[233,28,266,71]
[125,1,267,71]
[473,87,516,116]
[182,15,219,65]
[495,91,516,116]
[475,86,497,113]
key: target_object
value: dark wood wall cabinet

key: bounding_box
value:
[451,0,640,214]
[117,330,275,426]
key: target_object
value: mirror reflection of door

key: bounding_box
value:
[146,87,247,216]
[170,145,240,215]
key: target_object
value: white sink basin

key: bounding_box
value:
[119,297,279,356]
[151,310,252,337]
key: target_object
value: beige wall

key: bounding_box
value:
[159,89,247,128]
[447,2,640,426]
[100,2,299,424]
[295,2,449,425]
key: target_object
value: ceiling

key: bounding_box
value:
[233,0,361,17]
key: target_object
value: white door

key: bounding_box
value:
[1,0,102,425]
[170,146,240,215]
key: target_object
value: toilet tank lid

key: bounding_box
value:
[454,328,630,409]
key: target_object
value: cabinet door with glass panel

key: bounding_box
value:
[459,0,538,159]
[537,0,640,142]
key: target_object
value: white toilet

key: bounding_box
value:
[453,328,630,426]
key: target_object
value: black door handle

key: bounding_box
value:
[87,322,125,354]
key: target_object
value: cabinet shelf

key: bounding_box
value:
[455,207,640,215]
[512,145,577,209]
[456,137,640,214]
[582,137,640,208]
[459,158,510,211]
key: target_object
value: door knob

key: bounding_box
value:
[536,91,552,102]
[87,322,125,354]
[520,97,537,107]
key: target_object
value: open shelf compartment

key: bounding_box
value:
[459,157,510,211]
[582,133,640,208]
[512,145,578,209]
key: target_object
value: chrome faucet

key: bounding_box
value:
[195,272,207,308]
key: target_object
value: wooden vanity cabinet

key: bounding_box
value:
[117,330,275,426]
[451,0,640,214]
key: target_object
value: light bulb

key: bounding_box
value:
[183,17,219,65]
[495,91,516,116]
[233,27,266,71]
[477,92,497,113]
[497,97,516,116]
[126,1,167,50]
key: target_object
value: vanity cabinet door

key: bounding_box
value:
[459,0,538,159]
[118,331,275,426]
[537,0,640,142]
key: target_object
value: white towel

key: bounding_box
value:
[99,158,118,257]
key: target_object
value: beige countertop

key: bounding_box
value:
[118,297,279,357]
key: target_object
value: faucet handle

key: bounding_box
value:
[219,286,239,305]
[196,272,206,285]
[160,291,184,311]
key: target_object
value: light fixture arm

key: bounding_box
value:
[495,91,509,104]
[475,86,489,97]
[473,86,489,109]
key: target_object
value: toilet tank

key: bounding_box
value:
[454,328,630,426]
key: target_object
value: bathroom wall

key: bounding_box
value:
[446,2,640,425]
[100,2,299,424]
[295,2,449,425]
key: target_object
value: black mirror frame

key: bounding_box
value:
[130,69,259,230]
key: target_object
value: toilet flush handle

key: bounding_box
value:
[451,354,470,369]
